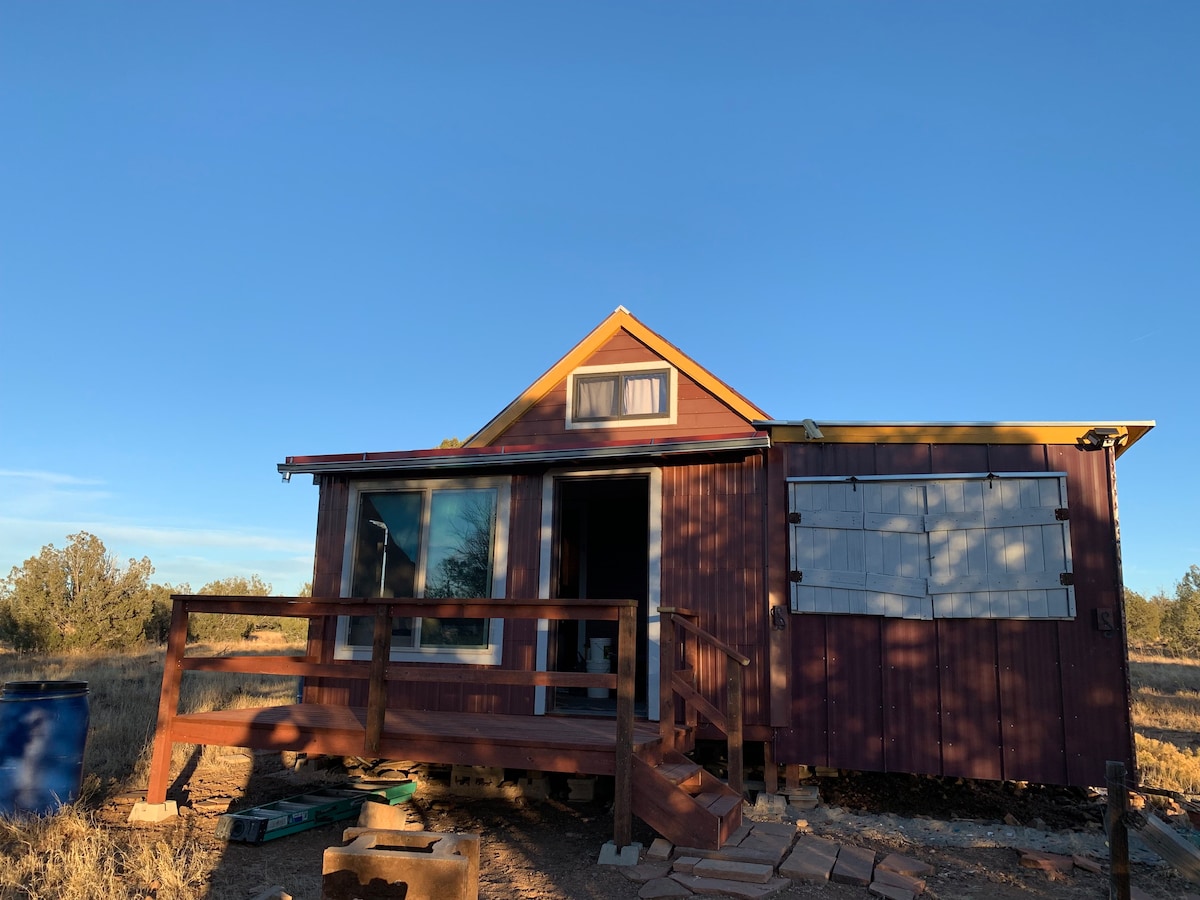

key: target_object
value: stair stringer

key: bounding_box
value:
[630,751,743,850]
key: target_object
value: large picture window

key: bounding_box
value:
[787,473,1074,621]
[566,362,677,429]
[335,478,510,663]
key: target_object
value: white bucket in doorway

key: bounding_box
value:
[586,638,612,698]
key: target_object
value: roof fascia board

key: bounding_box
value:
[759,420,1155,458]
[466,308,768,447]
[279,434,771,478]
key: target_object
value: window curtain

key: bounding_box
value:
[576,377,618,418]
[623,373,666,416]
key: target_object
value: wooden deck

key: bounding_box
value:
[166,703,664,775]
[145,595,748,849]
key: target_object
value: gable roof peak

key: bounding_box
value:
[465,308,767,447]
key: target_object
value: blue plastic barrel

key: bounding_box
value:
[0,681,90,816]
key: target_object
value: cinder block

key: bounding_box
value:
[323,830,479,900]
[353,799,421,832]
[567,776,595,802]
[449,765,506,798]
[516,774,550,801]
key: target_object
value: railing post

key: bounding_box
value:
[365,604,390,755]
[659,613,676,752]
[613,603,637,849]
[146,598,190,804]
[726,656,744,797]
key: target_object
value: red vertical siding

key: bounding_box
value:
[661,453,767,726]
[938,618,1003,780]
[772,441,1133,788]
[826,617,884,771]
[882,619,942,775]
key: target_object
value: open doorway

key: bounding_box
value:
[549,475,650,716]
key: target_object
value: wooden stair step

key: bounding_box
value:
[696,792,739,820]
[657,761,703,785]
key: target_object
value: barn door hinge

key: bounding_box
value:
[788,512,802,525]
[1059,572,1074,586]
[1055,508,1070,521]
[788,570,804,584]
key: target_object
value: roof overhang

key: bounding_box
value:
[278,432,771,480]
[756,419,1155,459]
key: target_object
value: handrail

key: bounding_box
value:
[658,609,747,796]
[147,594,640,848]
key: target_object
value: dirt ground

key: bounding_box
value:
[109,753,1200,900]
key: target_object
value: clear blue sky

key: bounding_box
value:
[1,3,1195,598]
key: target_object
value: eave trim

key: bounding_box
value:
[278,434,771,478]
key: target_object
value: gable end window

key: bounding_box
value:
[566,362,678,429]
[787,473,1075,621]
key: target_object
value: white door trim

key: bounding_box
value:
[534,466,662,719]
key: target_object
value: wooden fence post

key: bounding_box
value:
[1107,760,1130,900]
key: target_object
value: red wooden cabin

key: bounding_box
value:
[146,307,1152,848]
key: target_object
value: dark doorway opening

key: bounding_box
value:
[550,476,650,716]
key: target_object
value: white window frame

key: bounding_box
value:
[334,476,511,664]
[787,472,1075,621]
[565,361,678,430]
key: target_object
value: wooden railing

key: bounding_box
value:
[148,594,640,846]
[657,607,751,796]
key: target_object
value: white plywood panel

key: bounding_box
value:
[865,512,926,533]
[929,570,1069,593]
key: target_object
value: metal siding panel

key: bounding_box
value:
[883,618,942,776]
[1049,445,1134,785]
[779,613,829,765]
[826,617,884,772]
[938,618,1003,780]
[997,620,1067,784]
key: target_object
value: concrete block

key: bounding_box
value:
[516,774,550,801]
[247,887,292,900]
[128,801,178,824]
[672,856,702,874]
[567,776,596,802]
[646,837,674,860]
[449,765,506,798]
[752,792,787,816]
[597,841,643,866]
[322,830,479,900]
[869,882,915,900]
[353,799,421,832]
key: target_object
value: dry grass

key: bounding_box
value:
[0,807,217,900]
[1129,651,1200,796]
[0,637,302,899]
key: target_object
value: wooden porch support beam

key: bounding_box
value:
[365,604,389,755]
[659,612,677,753]
[613,604,637,849]
[146,599,189,804]
[763,738,777,795]
[727,655,744,797]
